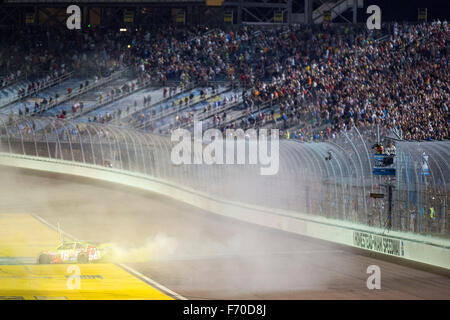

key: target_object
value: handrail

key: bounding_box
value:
[122,81,198,123]
[30,67,130,117]
[69,73,151,120]
[0,73,27,91]
[136,85,231,130]
[312,0,361,23]
[0,70,75,109]
[202,98,275,131]
[137,88,218,129]
[1,114,449,238]
[180,99,243,130]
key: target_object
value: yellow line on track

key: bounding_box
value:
[0,264,172,300]
[0,213,173,300]
[0,213,61,257]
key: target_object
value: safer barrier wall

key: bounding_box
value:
[1,152,448,270]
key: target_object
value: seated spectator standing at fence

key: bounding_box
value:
[382,141,396,166]
[385,142,396,156]
[409,206,417,232]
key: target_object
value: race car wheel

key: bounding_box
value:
[77,253,89,263]
[38,254,51,264]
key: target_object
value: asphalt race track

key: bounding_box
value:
[0,166,449,300]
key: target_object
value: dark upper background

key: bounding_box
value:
[0,0,448,28]
[360,0,449,22]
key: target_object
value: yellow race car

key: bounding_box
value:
[37,241,113,264]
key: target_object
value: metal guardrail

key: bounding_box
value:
[126,82,198,126]
[201,98,275,131]
[50,68,130,114]
[0,71,75,109]
[135,84,231,130]
[68,73,150,121]
[120,82,196,123]
[0,73,27,91]
[180,98,243,130]
[20,67,130,118]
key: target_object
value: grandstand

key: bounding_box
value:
[1,1,447,141]
[0,0,448,302]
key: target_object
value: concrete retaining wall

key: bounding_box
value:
[0,152,448,270]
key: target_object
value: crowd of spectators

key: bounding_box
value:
[121,21,449,142]
[0,26,131,80]
[0,26,137,108]
[214,21,449,142]
[2,21,448,142]
[0,70,22,89]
